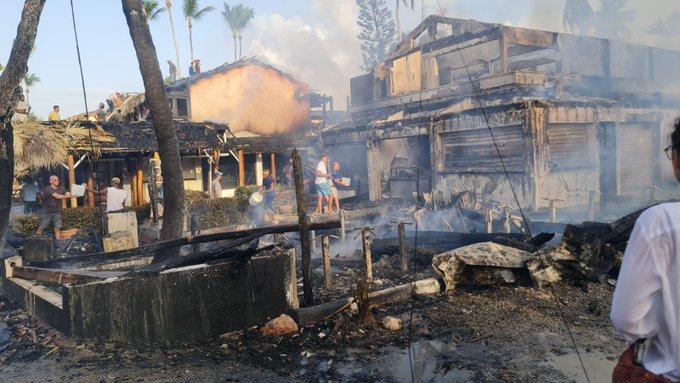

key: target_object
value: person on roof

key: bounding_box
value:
[167,59,177,81]
[95,102,107,122]
[47,105,60,122]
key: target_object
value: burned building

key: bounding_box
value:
[323,16,680,213]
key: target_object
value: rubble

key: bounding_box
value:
[432,242,532,291]
[260,314,299,337]
[381,316,402,331]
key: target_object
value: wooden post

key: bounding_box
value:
[287,247,299,309]
[398,222,407,272]
[362,227,372,281]
[311,230,317,252]
[322,235,331,289]
[238,149,245,187]
[503,206,511,234]
[87,174,95,208]
[271,153,277,182]
[136,155,143,206]
[131,172,138,207]
[340,210,346,242]
[588,190,596,221]
[293,149,313,306]
[486,210,493,234]
[500,32,508,73]
[213,149,219,173]
[67,154,77,208]
[550,200,556,223]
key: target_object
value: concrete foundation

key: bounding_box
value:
[1,250,297,343]
[104,211,138,249]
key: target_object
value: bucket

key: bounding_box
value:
[249,191,263,206]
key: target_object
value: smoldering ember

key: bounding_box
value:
[2,2,680,382]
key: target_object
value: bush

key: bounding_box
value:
[13,205,152,236]
[187,196,250,230]
[234,185,259,199]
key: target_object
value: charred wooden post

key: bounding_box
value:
[502,206,511,234]
[361,227,373,281]
[322,235,331,289]
[340,210,346,242]
[486,210,493,234]
[398,221,412,272]
[149,158,159,225]
[293,149,313,306]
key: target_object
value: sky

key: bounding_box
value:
[0,0,677,120]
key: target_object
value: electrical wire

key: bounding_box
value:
[69,0,105,235]
[456,47,591,383]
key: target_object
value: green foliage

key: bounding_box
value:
[143,0,167,21]
[13,216,38,235]
[357,0,396,72]
[183,0,215,21]
[234,185,259,198]
[187,196,250,230]
[12,206,153,236]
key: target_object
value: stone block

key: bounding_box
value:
[104,211,138,247]
[102,231,137,252]
[22,236,53,263]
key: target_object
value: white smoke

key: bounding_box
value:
[247,1,362,110]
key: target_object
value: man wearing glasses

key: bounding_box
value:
[611,119,680,382]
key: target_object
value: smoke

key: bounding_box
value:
[247,1,362,110]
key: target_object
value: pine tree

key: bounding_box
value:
[357,0,396,72]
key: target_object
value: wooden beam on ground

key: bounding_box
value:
[10,265,124,285]
[31,218,341,270]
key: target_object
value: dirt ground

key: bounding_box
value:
[0,246,624,383]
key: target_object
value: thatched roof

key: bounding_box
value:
[66,93,146,121]
[13,121,116,175]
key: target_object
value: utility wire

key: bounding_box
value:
[456,49,591,383]
[69,0,105,234]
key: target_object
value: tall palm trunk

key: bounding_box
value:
[395,0,401,40]
[122,0,185,240]
[188,17,194,62]
[166,0,182,77]
[0,0,46,244]
[238,33,242,59]
[232,33,237,61]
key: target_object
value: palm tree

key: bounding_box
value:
[166,0,182,77]
[23,73,40,105]
[0,0,46,246]
[221,3,254,61]
[592,0,635,40]
[122,0,185,240]
[0,64,4,71]
[563,0,593,34]
[182,0,215,62]
[143,0,166,21]
[395,0,414,41]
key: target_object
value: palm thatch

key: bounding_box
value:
[66,92,146,121]
[13,121,116,175]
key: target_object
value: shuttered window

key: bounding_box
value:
[442,125,525,173]
[618,124,654,195]
[547,124,595,171]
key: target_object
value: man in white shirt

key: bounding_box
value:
[211,171,223,199]
[314,154,332,214]
[611,118,680,382]
[88,177,128,212]
[12,95,30,123]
